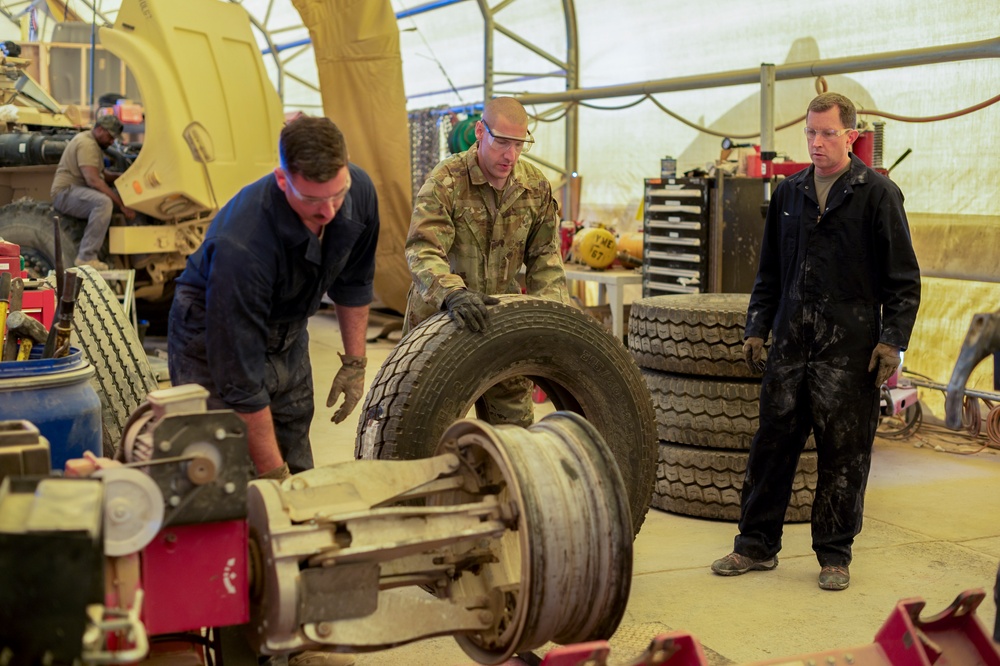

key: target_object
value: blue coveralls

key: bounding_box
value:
[736,154,921,567]
[168,167,379,472]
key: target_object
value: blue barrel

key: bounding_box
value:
[0,347,101,470]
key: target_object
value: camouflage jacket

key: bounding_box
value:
[405,142,570,328]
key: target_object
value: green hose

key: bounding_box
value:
[448,114,481,153]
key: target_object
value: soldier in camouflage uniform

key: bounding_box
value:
[405,96,571,427]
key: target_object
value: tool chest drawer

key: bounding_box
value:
[642,177,710,296]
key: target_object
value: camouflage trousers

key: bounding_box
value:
[478,376,534,428]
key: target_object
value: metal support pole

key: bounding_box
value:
[908,376,1000,404]
[709,170,724,293]
[89,12,97,113]
[473,0,578,219]
[562,0,580,217]
[760,63,776,205]
[995,353,999,392]
[515,38,1000,106]
[477,0,495,102]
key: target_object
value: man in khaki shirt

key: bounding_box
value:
[50,115,135,270]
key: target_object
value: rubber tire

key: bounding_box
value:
[653,442,816,522]
[629,293,763,378]
[71,264,158,457]
[0,200,90,277]
[355,295,658,536]
[641,368,817,451]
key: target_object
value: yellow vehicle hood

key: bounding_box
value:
[100,0,284,221]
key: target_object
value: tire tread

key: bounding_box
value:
[652,443,816,522]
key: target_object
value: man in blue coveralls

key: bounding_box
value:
[168,116,379,482]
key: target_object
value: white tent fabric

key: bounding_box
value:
[4,0,999,409]
[8,0,996,221]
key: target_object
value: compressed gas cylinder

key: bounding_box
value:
[572,227,617,270]
[616,231,644,268]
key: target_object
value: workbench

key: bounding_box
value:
[564,267,643,340]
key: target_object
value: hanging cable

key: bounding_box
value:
[648,94,754,139]
[579,96,647,111]
[647,94,806,139]
[525,78,997,140]
[962,395,982,437]
[526,102,576,123]
[860,93,1000,123]
[986,403,1000,449]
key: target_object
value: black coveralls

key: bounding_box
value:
[168,167,379,473]
[735,154,921,567]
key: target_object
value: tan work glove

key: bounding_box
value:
[259,462,290,481]
[443,289,501,332]
[743,336,766,373]
[868,343,901,388]
[327,353,367,423]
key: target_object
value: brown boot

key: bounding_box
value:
[818,565,850,591]
[710,551,778,576]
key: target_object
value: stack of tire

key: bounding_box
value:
[627,293,817,522]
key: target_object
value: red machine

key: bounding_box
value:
[746,146,811,179]
[0,385,633,666]
[3,384,997,666]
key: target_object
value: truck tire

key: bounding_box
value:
[355,295,658,536]
[653,443,816,522]
[0,200,89,277]
[641,368,816,451]
[629,293,762,378]
[72,265,158,457]
[643,369,759,449]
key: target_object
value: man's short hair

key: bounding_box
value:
[482,97,528,129]
[279,116,348,182]
[95,115,123,139]
[808,92,857,130]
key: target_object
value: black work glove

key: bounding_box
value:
[868,343,901,388]
[743,336,766,373]
[327,353,367,423]
[443,289,500,332]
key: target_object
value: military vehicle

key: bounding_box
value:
[0,0,284,306]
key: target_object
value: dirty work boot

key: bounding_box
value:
[818,565,850,591]
[711,552,778,576]
[74,257,109,271]
[287,651,356,666]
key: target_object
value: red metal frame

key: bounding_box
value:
[883,386,919,416]
[745,152,811,179]
[531,590,999,666]
[141,520,250,635]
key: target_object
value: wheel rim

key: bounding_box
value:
[433,412,632,663]
[357,295,659,537]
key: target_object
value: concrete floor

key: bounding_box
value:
[297,308,1000,665]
